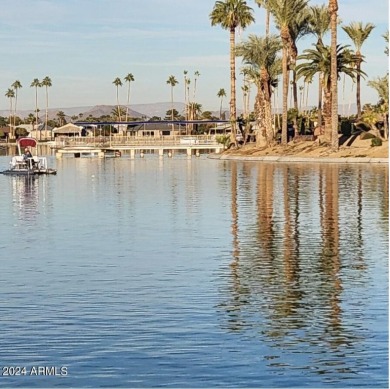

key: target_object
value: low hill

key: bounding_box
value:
[80,105,145,119]
[0,102,358,122]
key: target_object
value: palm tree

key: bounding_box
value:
[368,74,389,139]
[236,34,282,146]
[124,73,135,122]
[383,30,389,56]
[296,43,363,142]
[255,0,271,36]
[5,88,15,138]
[308,4,330,130]
[11,80,22,129]
[240,67,252,120]
[188,102,203,121]
[193,70,201,102]
[217,88,227,119]
[112,77,123,122]
[30,78,41,137]
[329,0,338,151]
[267,0,309,145]
[288,10,311,133]
[166,75,179,122]
[342,22,375,119]
[210,0,255,146]
[42,76,52,139]
[56,111,66,126]
[184,70,189,120]
[27,113,35,125]
[111,106,126,122]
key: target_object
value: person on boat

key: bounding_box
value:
[23,148,33,160]
[23,147,34,167]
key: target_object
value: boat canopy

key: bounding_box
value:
[18,137,37,148]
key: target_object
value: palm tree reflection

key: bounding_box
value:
[218,163,387,374]
[319,165,343,341]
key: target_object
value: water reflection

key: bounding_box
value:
[11,175,40,222]
[220,162,388,379]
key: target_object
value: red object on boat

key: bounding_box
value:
[17,138,38,148]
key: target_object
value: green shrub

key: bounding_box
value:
[371,137,383,147]
[215,134,231,147]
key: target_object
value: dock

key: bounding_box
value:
[54,136,224,158]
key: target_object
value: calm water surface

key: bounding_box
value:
[0,153,388,388]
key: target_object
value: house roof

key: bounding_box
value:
[53,123,83,134]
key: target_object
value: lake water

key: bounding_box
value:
[0,152,388,388]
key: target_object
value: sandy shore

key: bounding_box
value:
[211,136,388,163]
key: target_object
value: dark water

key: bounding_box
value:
[0,154,388,388]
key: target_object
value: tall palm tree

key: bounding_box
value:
[240,67,252,120]
[296,43,362,142]
[308,4,330,130]
[210,0,255,146]
[236,34,282,146]
[193,70,201,102]
[166,75,179,122]
[30,78,41,137]
[255,0,271,37]
[342,21,375,119]
[329,0,338,151]
[217,88,227,119]
[42,76,52,139]
[184,70,189,120]
[11,80,22,129]
[112,77,123,122]
[5,88,15,138]
[267,0,309,145]
[186,78,191,133]
[288,10,311,133]
[124,73,135,122]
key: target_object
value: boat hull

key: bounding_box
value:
[0,168,57,176]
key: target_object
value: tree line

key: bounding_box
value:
[3,0,388,148]
[210,0,388,149]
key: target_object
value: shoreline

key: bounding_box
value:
[209,153,388,164]
[209,137,388,164]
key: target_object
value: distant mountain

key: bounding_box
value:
[130,102,186,118]
[0,102,187,122]
[80,105,145,120]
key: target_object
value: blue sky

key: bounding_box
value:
[0,0,388,113]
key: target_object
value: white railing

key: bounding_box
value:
[52,135,220,148]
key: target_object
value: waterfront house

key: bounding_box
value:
[127,122,186,138]
[53,123,84,137]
